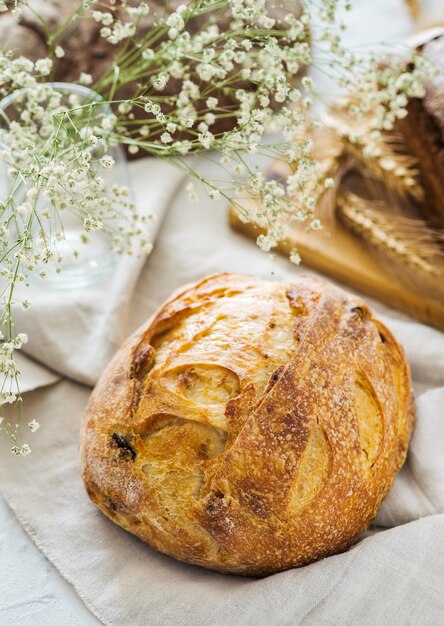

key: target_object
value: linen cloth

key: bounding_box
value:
[1,155,444,625]
[1,1,444,623]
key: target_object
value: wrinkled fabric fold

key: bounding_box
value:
[0,151,443,625]
[2,0,444,614]
[13,158,184,386]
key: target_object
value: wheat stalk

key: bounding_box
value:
[337,192,444,277]
[343,135,424,204]
[322,110,424,204]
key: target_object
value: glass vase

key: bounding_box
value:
[0,82,131,290]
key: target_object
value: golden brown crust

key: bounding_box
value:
[81,273,414,576]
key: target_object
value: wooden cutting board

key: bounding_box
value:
[229,201,444,332]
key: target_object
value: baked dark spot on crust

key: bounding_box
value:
[110,433,136,461]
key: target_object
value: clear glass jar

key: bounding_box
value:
[0,82,131,290]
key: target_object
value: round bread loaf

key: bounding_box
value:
[81,273,414,576]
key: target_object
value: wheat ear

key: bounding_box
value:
[322,110,424,204]
[337,191,444,276]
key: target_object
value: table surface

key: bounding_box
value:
[0,0,440,624]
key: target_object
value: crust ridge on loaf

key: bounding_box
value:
[81,272,414,576]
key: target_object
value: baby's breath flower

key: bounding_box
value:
[102,114,117,131]
[15,333,28,347]
[152,75,168,90]
[34,58,52,76]
[127,3,149,18]
[141,49,155,61]
[206,97,218,109]
[100,155,115,168]
[79,72,93,85]
[20,444,32,456]
[290,250,302,265]
[208,189,220,200]
[28,419,40,433]
[100,26,112,39]
[161,132,172,144]
[198,131,214,149]
[93,11,113,26]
